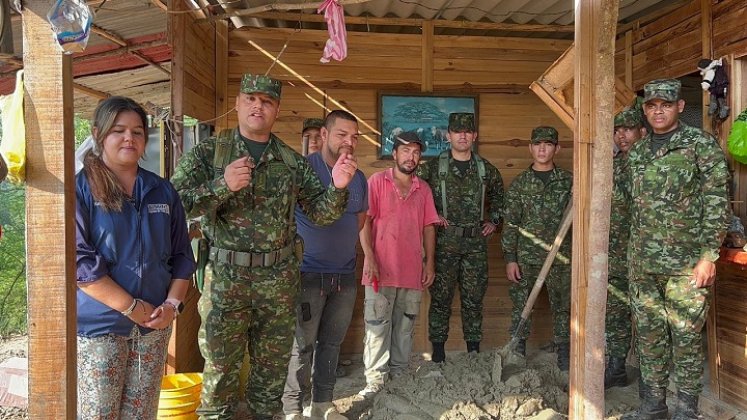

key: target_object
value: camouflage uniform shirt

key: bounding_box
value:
[626,123,730,273]
[502,166,573,266]
[609,152,631,277]
[417,152,504,252]
[171,130,349,251]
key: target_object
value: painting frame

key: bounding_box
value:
[378,92,479,159]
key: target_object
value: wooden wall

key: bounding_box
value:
[220,26,573,353]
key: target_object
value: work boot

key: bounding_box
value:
[466,341,480,353]
[309,401,347,420]
[672,391,702,420]
[622,383,668,420]
[604,356,628,389]
[515,339,526,357]
[556,342,570,371]
[431,341,446,363]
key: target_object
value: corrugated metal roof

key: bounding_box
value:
[226,0,680,30]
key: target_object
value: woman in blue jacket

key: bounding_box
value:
[76,96,195,419]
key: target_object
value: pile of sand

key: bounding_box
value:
[333,349,641,420]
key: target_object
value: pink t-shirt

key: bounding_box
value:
[364,168,440,290]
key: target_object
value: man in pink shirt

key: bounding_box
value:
[358,131,440,398]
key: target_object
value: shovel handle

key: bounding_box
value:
[519,202,574,321]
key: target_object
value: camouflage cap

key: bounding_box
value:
[394,131,425,151]
[531,126,559,144]
[240,73,282,100]
[302,118,324,132]
[614,108,643,128]
[448,113,476,132]
[643,79,681,103]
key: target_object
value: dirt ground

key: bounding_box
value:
[331,348,642,420]
[0,335,724,419]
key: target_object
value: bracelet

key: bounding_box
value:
[121,299,138,316]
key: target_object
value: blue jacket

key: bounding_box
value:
[75,167,195,337]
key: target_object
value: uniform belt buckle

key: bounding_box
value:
[250,253,263,267]
[224,250,234,264]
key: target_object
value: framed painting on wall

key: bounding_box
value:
[378,93,478,159]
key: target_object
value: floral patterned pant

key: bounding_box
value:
[77,326,171,420]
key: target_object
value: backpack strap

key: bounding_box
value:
[438,151,449,220]
[213,128,236,177]
[474,154,486,221]
[275,142,299,240]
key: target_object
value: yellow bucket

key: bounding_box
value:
[158,373,202,419]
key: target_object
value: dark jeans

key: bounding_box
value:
[282,272,357,414]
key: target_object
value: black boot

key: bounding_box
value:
[466,341,480,353]
[604,356,628,389]
[515,339,526,357]
[622,383,668,420]
[556,342,570,371]
[672,391,701,420]
[431,342,445,363]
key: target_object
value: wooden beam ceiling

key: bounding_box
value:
[91,24,171,75]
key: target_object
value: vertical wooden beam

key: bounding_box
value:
[701,0,713,133]
[22,0,76,417]
[215,20,229,132]
[421,20,434,93]
[570,1,619,419]
[624,30,633,89]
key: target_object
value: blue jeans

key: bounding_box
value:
[282,272,357,414]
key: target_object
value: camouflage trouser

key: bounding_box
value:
[428,249,488,343]
[606,273,632,358]
[629,272,710,395]
[196,257,299,420]
[509,264,571,343]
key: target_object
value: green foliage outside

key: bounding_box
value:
[0,114,91,336]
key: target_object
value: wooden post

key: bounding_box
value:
[421,20,434,93]
[22,0,77,417]
[701,0,713,133]
[570,1,619,419]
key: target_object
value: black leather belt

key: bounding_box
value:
[439,225,481,238]
[210,244,293,268]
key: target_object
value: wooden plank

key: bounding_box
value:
[530,81,574,130]
[702,0,713,132]
[215,19,229,131]
[569,1,619,419]
[422,20,433,93]
[625,31,633,88]
[22,0,77,417]
[632,0,700,43]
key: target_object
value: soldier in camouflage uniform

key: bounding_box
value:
[171,74,359,420]
[623,79,729,420]
[605,108,646,389]
[417,113,504,362]
[501,126,573,370]
[301,117,323,156]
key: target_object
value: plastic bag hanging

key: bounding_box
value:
[727,107,747,165]
[46,0,93,54]
[0,70,26,184]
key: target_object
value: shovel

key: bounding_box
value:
[495,202,574,372]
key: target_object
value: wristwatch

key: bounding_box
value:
[164,299,184,317]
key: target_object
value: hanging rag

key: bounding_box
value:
[317,0,348,63]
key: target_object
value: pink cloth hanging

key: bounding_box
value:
[317,0,348,63]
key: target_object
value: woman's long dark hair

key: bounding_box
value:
[83,96,149,212]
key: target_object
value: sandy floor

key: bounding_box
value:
[331,348,643,420]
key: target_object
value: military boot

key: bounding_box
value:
[622,383,668,420]
[431,342,445,363]
[515,339,526,357]
[672,391,702,420]
[556,342,570,371]
[309,401,347,420]
[604,356,628,389]
[466,341,480,353]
